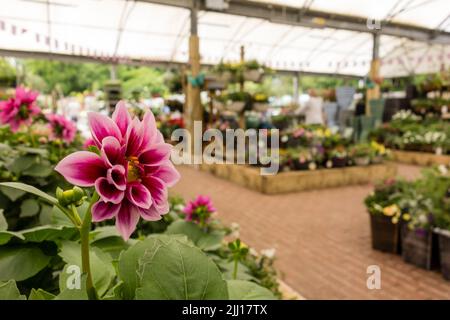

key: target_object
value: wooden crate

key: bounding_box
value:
[200,163,397,194]
[391,150,450,166]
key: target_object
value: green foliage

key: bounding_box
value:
[0,280,26,300]
[227,280,275,300]
[24,60,110,95]
[134,235,229,300]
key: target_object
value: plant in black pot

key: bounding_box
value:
[424,165,450,279]
[398,186,439,270]
[327,146,348,168]
[290,148,314,171]
[364,179,406,253]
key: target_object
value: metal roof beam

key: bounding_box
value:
[0,48,362,79]
[139,0,450,44]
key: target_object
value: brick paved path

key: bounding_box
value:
[171,164,450,299]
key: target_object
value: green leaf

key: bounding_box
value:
[90,226,121,242]
[0,246,51,281]
[165,220,224,251]
[0,209,7,231]
[92,237,129,260]
[39,204,53,225]
[22,163,53,178]
[19,225,78,242]
[0,280,26,300]
[58,241,115,297]
[227,280,276,300]
[51,201,88,226]
[0,186,26,201]
[6,155,36,175]
[15,146,48,156]
[20,198,40,218]
[102,281,124,300]
[0,182,57,205]
[118,234,189,300]
[135,235,229,300]
[0,231,24,245]
[55,275,88,300]
[28,288,56,300]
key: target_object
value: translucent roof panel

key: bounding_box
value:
[0,0,448,77]
[251,0,450,31]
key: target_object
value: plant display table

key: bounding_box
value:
[391,150,450,166]
[200,163,397,194]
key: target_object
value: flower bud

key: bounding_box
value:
[56,186,85,207]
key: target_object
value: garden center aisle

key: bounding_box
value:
[171,164,450,299]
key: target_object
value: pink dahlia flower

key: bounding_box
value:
[46,113,77,144]
[183,195,216,225]
[55,101,180,240]
[83,137,96,149]
[0,86,41,132]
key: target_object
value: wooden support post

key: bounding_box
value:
[366,33,381,114]
[186,4,202,159]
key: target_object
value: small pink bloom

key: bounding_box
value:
[183,195,216,224]
[83,137,96,149]
[46,113,77,143]
[55,101,180,240]
[0,86,41,132]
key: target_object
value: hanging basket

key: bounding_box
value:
[216,71,233,84]
[226,101,246,113]
[253,102,270,113]
[243,69,263,82]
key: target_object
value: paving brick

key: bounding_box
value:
[171,164,450,299]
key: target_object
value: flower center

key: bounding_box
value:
[127,156,140,182]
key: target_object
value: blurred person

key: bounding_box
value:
[295,89,325,125]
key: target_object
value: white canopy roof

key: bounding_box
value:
[0,0,449,77]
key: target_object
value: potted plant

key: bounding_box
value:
[243,60,264,82]
[226,92,249,113]
[349,143,373,166]
[370,141,388,164]
[290,148,313,171]
[427,165,450,279]
[399,186,439,270]
[364,179,405,253]
[328,146,347,168]
[252,92,269,112]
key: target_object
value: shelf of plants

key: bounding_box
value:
[370,110,450,166]
[201,124,395,194]
[0,87,284,300]
[365,165,450,280]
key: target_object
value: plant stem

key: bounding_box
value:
[233,258,238,280]
[80,191,99,300]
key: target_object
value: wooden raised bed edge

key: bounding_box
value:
[391,150,450,166]
[200,163,397,194]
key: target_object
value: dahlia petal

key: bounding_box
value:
[106,165,127,191]
[125,118,144,157]
[140,111,158,149]
[112,101,131,137]
[139,205,163,221]
[92,201,121,222]
[139,143,172,166]
[55,151,106,186]
[116,202,140,240]
[142,176,169,214]
[95,177,124,204]
[150,161,180,187]
[88,112,122,147]
[101,136,124,166]
[126,182,152,209]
